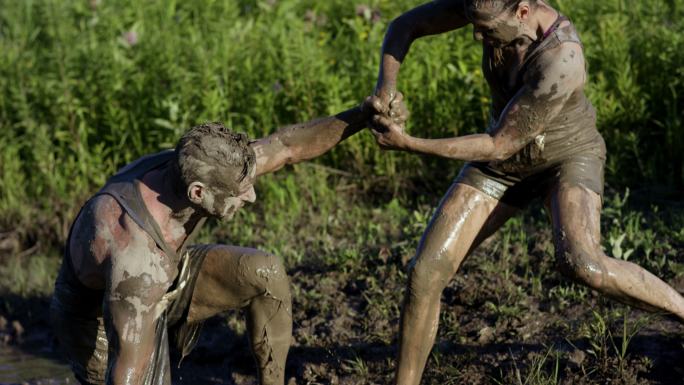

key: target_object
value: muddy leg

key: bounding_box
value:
[187,245,292,385]
[550,184,684,321]
[395,183,517,385]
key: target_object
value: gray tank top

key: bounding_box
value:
[482,15,606,175]
[53,150,207,385]
[97,150,205,260]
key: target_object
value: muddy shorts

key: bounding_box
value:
[455,153,605,208]
[50,244,213,385]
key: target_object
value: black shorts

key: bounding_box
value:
[455,153,605,208]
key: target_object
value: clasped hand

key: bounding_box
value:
[362,91,410,150]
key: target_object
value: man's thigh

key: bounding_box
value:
[186,244,289,324]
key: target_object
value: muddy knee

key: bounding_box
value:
[555,244,606,289]
[243,252,291,302]
[241,253,291,385]
[407,254,454,300]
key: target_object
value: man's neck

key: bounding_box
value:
[140,166,205,249]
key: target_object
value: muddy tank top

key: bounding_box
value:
[53,150,206,385]
[97,150,206,261]
[481,15,606,175]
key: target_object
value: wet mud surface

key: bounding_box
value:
[168,228,683,384]
[0,297,76,384]
[2,212,683,384]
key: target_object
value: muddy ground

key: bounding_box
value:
[167,244,683,385]
[1,205,683,385]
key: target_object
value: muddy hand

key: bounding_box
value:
[362,94,390,133]
[370,87,396,116]
[363,93,409,142]
[362,94,390,118]
[370,114,409,150]
[363,90,408,122]
[388,91,409,125]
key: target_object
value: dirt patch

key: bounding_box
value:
[169,231,684,384]
[3,200,683,384]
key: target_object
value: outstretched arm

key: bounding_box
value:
[250,107,369,176]
[375,0,469,109]
[372,43,586,162]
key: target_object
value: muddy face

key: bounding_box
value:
[472,12,525,47]
[182,133,258,220]
[200,174,256,220]
[177,123,257,208]
[465,1,529,48]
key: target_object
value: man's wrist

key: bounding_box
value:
[375,83,397,98]
[399,132,413,151]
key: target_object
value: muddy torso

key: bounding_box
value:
[55,151,204,316]
[481,16,605,175]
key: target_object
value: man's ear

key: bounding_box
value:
[187,181,205,205]
[517,1,530,20]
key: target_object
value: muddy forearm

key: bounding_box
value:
[104,292,161,385]
[104,259,167,383]
[108,353,148,385]
[376,1,469,96]
[105,313,157,385]
[376,17,415,95]
[403,133,501,162]
[253,106,369,176]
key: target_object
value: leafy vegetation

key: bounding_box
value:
[1,0,683,249]
[0,0,682,383]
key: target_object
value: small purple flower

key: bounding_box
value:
[304,9,328,27]
[272,81,284,93]
[355,4,371,19]
[371,10,382,24]
[304,9,316,23]
[122,30,138,47]
[355,4,381,23]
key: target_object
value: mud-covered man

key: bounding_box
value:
[364,1,684,384]
[49,100,407,385]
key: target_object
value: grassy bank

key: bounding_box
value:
[1,0,683,253]
[0,1,683,382]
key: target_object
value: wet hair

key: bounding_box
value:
[465,0,538,21]
[173,122,256,195]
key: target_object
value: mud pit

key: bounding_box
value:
[169,224,684,385]
[2,201,682,384]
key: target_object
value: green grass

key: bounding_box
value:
[0,1,683,382]
[1,0,683,254]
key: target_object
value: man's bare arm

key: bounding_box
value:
[372,43,586,161]
[375,0,469,106]
[250,106,369,176]
[98,200,172,385]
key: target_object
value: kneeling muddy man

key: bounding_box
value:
[49,101,407,385]
[366,0,684,384]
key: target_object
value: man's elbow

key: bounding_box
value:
[281,146,303,166]
[492,149,516,162]
[388,15,405,33]
[387,15,416,42]
[490,138,518,162]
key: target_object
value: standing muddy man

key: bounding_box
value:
[49,100,407,385]
[365,0,684,384]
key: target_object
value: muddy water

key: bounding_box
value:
[0,345,75,384]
